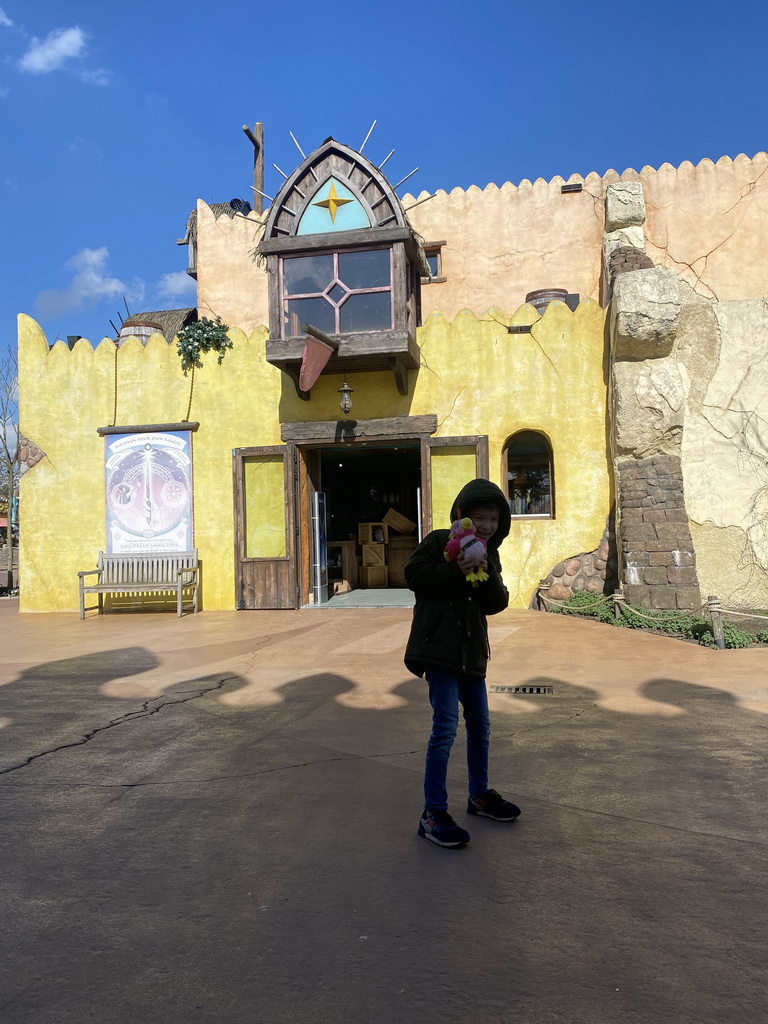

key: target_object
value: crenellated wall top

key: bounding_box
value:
[401,152,768,204]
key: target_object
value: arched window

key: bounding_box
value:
[504,431,554,518]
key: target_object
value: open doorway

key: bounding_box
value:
[317,443,421,595]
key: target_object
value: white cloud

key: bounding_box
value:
[0,8,13,28]
[79,66,113,87]
[156,271,197,302]
[19,26,87,73]
[0,85,9,99]
[37,248,145,318]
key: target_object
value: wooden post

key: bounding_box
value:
[242,122,264,214]
[612,590,625,621]
[537,579,550,611]
[301,322,340,351]
[707,595,726,650]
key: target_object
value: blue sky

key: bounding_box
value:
[2,0,767,354]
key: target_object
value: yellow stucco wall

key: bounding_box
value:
[18,299,609,611]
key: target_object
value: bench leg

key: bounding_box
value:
[177,584,183,617]
[79,588,85,620]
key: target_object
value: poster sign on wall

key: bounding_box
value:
[105,431,193,553]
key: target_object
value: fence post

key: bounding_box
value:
[707,595,726,650]
[612,589,625,621]
[537,580,550,611]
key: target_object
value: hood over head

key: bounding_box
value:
[450,478,511,548]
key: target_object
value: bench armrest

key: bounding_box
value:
[176,566,198,578]
[78,569,102,580]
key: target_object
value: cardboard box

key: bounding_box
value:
[359,565,389,588]
[362,543,386,566]
[383,508,417,535]
[358,522,389,544]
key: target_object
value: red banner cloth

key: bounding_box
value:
[299,335,335,391]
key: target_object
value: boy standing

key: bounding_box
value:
[404,479,521,847]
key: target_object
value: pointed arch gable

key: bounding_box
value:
[264,139,409,241]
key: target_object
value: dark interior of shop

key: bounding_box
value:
[319,445,421,542]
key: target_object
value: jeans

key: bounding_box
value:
[424,670,490,811]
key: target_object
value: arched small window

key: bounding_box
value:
[504,431,554,518]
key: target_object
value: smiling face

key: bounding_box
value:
[462,503,500,543]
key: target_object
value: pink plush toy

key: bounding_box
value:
[444,517,489,587]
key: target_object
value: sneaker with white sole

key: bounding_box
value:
[467,789,521,821]
[418,809,470,847]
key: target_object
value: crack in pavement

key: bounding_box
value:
[0,746,425,788]
[0,676,232,778]
[4,717,765,851]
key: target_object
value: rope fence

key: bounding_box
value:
[536,580,768,650]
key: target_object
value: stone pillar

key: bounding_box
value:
[605,182,702,611]
[618,456,701,610]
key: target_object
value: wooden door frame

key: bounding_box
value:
[419,435,490,534]
[232,444,299,609]
[292,436,426,606]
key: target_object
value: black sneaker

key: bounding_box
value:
[418,809,471,847]
[467,789,521,821]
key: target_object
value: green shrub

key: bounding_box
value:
[546,590,762,648]
[177,316,232,375]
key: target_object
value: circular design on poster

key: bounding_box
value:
[108,445,191,538]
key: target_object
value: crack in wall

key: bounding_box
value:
[0,677,230,779]
[721,165,768,217]
[436,385,466,431]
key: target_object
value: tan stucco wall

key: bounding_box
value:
[195,201,269,330]
[18,300,610,611]
[404,177,604,319]
[640,153,768,302]
[193,152,768,338]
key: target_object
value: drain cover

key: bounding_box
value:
[490,685,554,695]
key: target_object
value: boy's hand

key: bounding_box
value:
[457,550,486,574]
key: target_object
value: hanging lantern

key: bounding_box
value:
[338,381,354,415]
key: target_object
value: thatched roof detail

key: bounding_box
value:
[120,308,197,344]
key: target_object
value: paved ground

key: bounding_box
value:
[1,597,766,1024]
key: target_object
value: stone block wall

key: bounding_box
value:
[618,455,702,609]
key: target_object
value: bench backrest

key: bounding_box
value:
[97,550,198,585]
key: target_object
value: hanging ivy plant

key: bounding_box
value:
[177,316,232,376]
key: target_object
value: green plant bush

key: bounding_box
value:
[548,590,763,649]
[177,316,232,375]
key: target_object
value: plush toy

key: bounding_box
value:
[444,517,489,587]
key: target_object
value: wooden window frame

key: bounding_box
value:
[503,432,555,520]
[422,241,446,284]
[279,246,394,339]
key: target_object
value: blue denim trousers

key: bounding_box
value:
[424,670,490,811]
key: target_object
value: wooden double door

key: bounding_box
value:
[233,435,489,610]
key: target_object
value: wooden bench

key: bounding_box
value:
[78,550,199,619]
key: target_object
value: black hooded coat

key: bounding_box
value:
[404,479,511,679]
